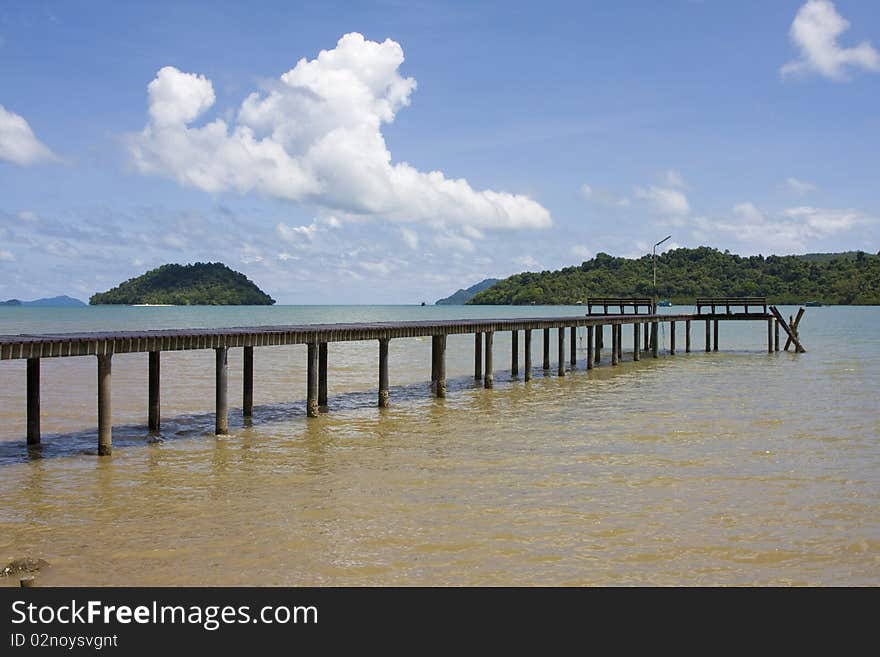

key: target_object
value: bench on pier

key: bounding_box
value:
[586,297,654,315]
[695,297,767,315]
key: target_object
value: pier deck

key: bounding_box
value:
[1,307,803,455]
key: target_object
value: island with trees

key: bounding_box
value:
[468,247,880,305]
[90,263,275,305]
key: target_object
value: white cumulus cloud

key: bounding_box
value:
[129,33,552,231]
[0,105,58,166]
[781,0,880,81]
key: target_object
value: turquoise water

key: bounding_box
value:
[0,305,878,585]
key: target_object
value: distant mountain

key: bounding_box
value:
[435,278,500,305]
[90,262,275,305]
[1,295,86,307]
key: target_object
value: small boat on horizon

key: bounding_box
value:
[805,300,823,307]
[657,300,672,307]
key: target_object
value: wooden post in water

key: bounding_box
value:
[243,346,254,418]
[378,338,389,408]
[543,328,550,370]
[713,319,719,352]
[586,326,594,370]
[633,323,640,361]
[26,358,40,445]
[767,319,773,353]
[511,330,519,377]
[474,333,482,380]
[524,329,532,381]
[148,351,160,432]
[431,335,439,395]
[436,334,447,398]
[670,321,676,355]
[97,354,112,455]
[484,331,494,389]
[215,347,228,434]
[705,319,711,352]
[318,342,328,412]
[644,322,649,350]
[617,325,622,360]
[685,320,691,353]
[570,326,577,368]
[557,327,565,376]
[652,322,659,358]
[306,342,318,418]
[594,324,602,364]
[611,325,619,366]
[774,320,780,352]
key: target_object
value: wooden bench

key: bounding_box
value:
[696,297,767,314]
[586,297,655,315]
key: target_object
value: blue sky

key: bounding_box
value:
[1,0,878,303]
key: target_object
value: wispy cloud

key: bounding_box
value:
[634,185,690,216]
[781,0,880,81]
[784,177,816,195]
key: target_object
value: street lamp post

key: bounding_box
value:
[652,235,671,310]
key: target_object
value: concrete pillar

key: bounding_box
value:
[215,347,228,434]
[557,327,565,376]
[97,354,112,456]
[611,325,619,365]
[436,334,447,398]
[652,322,659,358]
[306,342,319,418]
[511,330,519,377]
[484,331,494,389]
[670,321,676,355]
[243,346,254,418]
[543,328,550,370]
[633,323,640,361]
[318,342,328,411]
[570,326,577,368]
[378,338,389,408]
[26,358,40,445]
[586,326,594,370]
[474,333,482,380]
[148,351,160,432]
[524,329,532,381]
[685,320,691,353]
[713,319,719,352]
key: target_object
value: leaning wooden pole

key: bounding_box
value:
[770,306,806,353]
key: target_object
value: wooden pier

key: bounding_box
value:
[0,299,805,455]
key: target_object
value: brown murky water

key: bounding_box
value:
[1,305,878,585]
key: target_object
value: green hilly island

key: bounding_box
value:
[469,247,880,305]
[90,263,275,305]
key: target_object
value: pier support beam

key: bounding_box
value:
[713,319,719,352]
[644,323,649,350]
[26,358,40,446]
[767,320,773,353]
[705,319,711,352]
[318,342,328,411]
[243,346,253,418]
[685,320,691,353]
[586,326,594,369]
[435,334,447,398]
[378,338,389,408]
[611,326,619,366]
[570,326,577,368]
[543,328,550,370]
[633,323,640,361]
[594,324,602,364]
[670,322,676,355]
[474,333,482,380]
[774,320,780,352]
[97,354,112,455]
[524,329,532,381]
[306,342,319,418]
[511,330,519,377]
[558,328,565,376]
[484,331,494,389]
[652,322,659,358]
[148,351,160,432]
[431,336,438,394]
[215,347,228,434]
[616,325,622,361]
